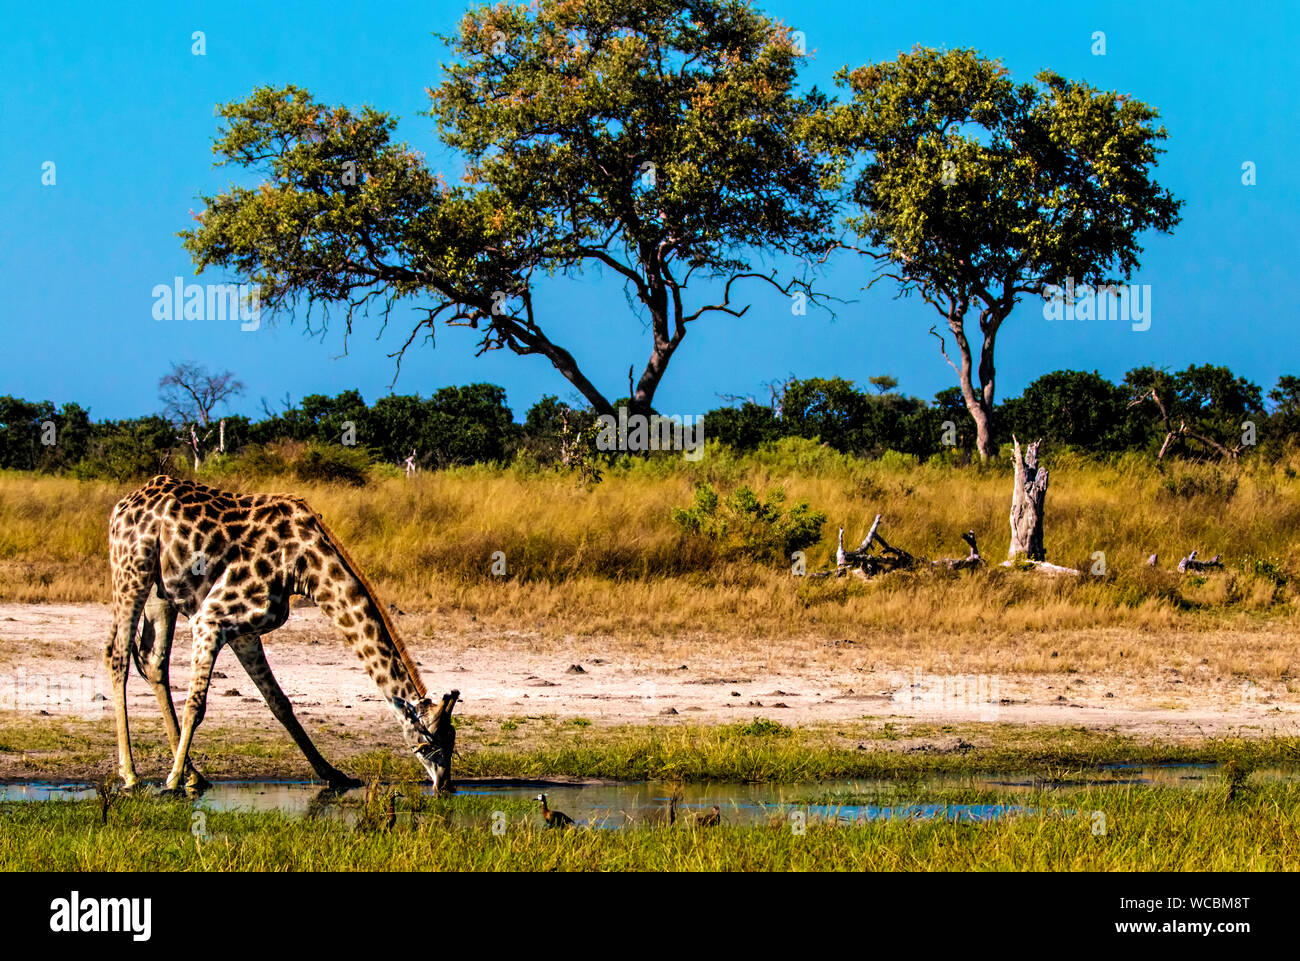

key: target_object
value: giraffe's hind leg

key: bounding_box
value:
[228,633,361,790]
[137,587,211,792]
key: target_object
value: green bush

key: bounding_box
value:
[225,444,294,478]
[291,443,372,486]
[72,417,179,481]
[671,482,826,563]
[736,717,792,737]
[1239,555,1287,584]
[877,449,920,472]
[1157,468,1239,502]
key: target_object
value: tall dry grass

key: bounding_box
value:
[1,440,1297,642]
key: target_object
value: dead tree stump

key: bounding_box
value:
[1008,437,1048,563]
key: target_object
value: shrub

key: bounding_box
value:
[1157,468,1239,502]
[671,482,826,563]
[291,443,372,486]
[736,717,792,737]
[877,449,920,472]
[203,441,299,480]
[72,417,179,481]
[1238,555,1286,584]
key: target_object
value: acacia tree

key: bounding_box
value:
[159,362,244,467]
[834,46,1181,459]
[182,0,842,418]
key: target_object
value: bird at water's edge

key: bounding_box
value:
[384,791,401,832]
[535,793,575,828]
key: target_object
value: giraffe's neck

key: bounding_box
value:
[324,585,425,702]
[303,527,427,703]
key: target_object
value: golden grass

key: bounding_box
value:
[1,445,1297,649]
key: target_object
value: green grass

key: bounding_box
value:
[7,713,1300,785]
[3,779,1296,870]
[454,725,1300,782]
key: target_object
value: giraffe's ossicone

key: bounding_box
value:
[105,475,459,794]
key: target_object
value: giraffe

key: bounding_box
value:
[105,474,459,794]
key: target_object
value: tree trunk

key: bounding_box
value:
[1008,436,1047,562]
[975,328,998,460]
[945,309,998,461]
[631,291,679,417]
[969,401,994,460]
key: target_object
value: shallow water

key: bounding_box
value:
[2,764,1292,829]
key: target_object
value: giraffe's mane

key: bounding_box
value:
[307,506,428,700]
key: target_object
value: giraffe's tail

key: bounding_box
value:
[127,635,147,680]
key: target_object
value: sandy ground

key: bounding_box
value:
[1,603,1296,747]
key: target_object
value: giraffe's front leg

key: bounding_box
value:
[228,633,360,790]
[105,597,147,790]
[104,619,137,790]
[164,624,221,792]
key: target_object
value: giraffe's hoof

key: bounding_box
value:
[186,770,213,793]
[326,773,363,791]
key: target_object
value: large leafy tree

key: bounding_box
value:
[418,384,519,467]
[182,0,842,418]
[704,400,781,451]
[999,369,1139,453]
[833,46,1181,459]
[777,375,924,455]
[778,376,873,451]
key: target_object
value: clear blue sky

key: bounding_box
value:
[2,1,1296,423]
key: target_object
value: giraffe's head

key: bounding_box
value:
[392,690,459,795]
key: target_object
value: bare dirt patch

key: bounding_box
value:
[2,602,1296,750]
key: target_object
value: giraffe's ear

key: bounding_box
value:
[433,690,460,726]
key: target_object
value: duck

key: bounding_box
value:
[695,804,722,827]
[535,793,575,829]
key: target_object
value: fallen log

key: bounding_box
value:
[840,513,915,575]
[1177,549,1223,573]
[1000,558,1082,576]
[829,517,979,577]
[934,531,984,571]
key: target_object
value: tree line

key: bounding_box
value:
[2,364,1297,481]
